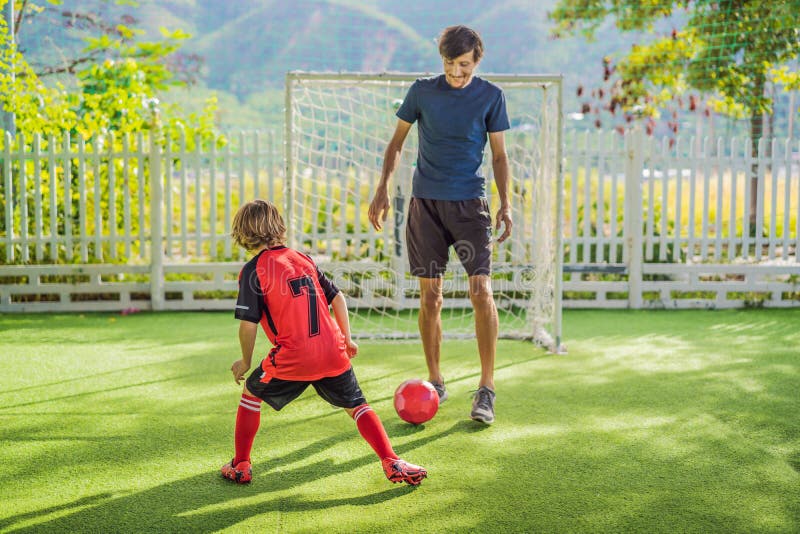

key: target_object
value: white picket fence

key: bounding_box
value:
[1,128,798,312]
[562,129,799,308]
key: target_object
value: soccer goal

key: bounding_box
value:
[285,72,563,350]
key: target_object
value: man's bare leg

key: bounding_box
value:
[418,277,444,384]
[469,274,497,390]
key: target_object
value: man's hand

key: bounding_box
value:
[495,205,513,243]
[231,359,250,385]
[368,187,390,231]
[345,338,359,359]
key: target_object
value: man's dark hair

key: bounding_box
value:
[438,25,484,62]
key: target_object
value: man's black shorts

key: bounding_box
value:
[406,197,493,278]
[245,365,366,411]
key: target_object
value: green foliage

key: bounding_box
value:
[771,64,800,90]
[0,0,219,145]
[0,1,74,138]
[726,290,770,308]
[550,0,800,123]
[0,0,227,263]
[550,0,677,36]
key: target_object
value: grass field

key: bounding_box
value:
[1,309,798,533]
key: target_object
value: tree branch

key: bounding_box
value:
[32,54,99,78]
[14,0,29,37]
[54,7,130,39]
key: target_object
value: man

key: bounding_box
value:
[368,25,511,424]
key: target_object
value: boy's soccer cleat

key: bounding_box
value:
[470,386,496,424]
[382,457,427,486]
[221,459,252,484]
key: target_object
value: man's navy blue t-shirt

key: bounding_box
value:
[396,74,510,201]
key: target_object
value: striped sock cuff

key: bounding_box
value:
[351,404,373,422]
[239,395,261,413]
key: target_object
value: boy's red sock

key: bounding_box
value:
[351,404,397,460]
[233,393,261,465]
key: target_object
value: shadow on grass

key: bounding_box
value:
[789,455,800,475]
[0,373,209,411]
[0,353,207,396]
[386,418,490,440]
[358,348,555,408]
[3,419,472,533]
[0,312,229,344]
[0,494,116,532]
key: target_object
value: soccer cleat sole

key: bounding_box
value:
[387,470,427,486]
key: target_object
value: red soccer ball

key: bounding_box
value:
[394,379,439,424]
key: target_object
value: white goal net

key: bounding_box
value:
[285,72,563,349]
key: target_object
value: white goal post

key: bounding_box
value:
[285,72,563,350]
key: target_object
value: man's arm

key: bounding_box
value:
[368,119,413,231]
[489,130,512,243]
[232,320,259,384]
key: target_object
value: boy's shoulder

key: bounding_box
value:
[238,247,318,282]
[242,246,316,267]
[243,249,265,266]
[279,246,316,266]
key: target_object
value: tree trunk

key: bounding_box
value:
[749,113,762,234]
[2,0,16,137]
[748,72,766,234]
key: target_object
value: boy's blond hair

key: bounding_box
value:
[231,199,287,250]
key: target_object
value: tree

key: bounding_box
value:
[0,0,213,143]
[550,0,800,227]
[0,0,221,262]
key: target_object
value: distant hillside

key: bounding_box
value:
[136,0,625,91]
[190,0,438,97]
[15,1,622,114]
[13,0,704,130]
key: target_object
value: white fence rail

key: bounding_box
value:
[1,128,799,312]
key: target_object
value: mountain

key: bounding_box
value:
[110,0,620,90]
[189,0,437,97]
[12,0,685,130]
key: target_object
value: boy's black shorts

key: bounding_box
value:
[245,366,367,411]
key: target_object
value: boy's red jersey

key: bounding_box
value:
[235,247,350,381]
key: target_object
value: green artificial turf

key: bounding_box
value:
[0,309,798,533]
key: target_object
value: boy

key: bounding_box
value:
[221,199,427,486]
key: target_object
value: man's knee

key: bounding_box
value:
[469,276,493,303]
[419,285,443,312]
[470,279,495,313]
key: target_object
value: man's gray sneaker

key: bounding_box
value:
[430,381,448,403]
[470,386,495,424]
